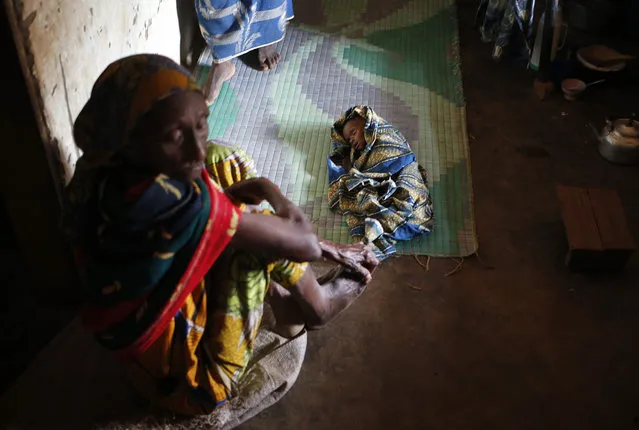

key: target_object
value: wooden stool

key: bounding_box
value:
[556,186,635,271]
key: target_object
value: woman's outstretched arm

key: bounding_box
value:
[226,178,376,279]
[229,213,377,284]
[230,212,322,262]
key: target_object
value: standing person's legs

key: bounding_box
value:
[202,61,236,106]
[257,45,281,71]
[255,0,292,70]
[202,39,284,104]
[197,0,293,104]
[177,0,206,68]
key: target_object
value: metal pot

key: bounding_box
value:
[598,116,639,165]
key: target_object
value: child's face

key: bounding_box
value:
[342,117,367,151]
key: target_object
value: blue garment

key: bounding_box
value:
[476,0,535,61]
[196,0,294,63]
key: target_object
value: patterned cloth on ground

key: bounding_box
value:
[196,0,294,63]
[327,106,434,259]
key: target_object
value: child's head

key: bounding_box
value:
[342,116,367,150]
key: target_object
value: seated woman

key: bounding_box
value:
[327,105,435,260]
[62,54,378,416]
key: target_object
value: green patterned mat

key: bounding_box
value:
[195,0,477,257]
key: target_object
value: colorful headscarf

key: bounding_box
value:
[62,54,200,241]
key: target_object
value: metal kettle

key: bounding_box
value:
[598,116,639,165]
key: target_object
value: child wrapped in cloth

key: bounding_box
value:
[327,106,434,260]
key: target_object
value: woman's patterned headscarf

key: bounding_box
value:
[62,54,201,241]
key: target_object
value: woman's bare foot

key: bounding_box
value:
[284,243,379,330]
[257,45,281,70]
[307,262,377,330]
[269,249,377,336]
[202,61,236,105]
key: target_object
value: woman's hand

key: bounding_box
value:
[319,241,379,282]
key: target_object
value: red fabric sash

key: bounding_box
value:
[107,169,240,360]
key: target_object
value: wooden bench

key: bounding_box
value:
[556,186,635,271]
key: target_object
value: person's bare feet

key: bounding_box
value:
[272,242,378,331]
[306,267,370,330]
[257,45,281,70]
[308,251,379,330]
[202,61,236,105]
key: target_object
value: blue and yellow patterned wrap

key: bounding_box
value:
[327,106,434,259]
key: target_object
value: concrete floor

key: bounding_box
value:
[2,1,639,429]
[237,2,639,430]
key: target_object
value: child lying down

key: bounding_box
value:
[327,105,434,260]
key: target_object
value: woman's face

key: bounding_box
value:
[126,91,209,183]
[342,117,367,151]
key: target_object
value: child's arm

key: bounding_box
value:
[329,152,352,172]
[342,154,352,172]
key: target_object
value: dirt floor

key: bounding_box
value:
[2,0,639,429]
[236,2,639,429]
